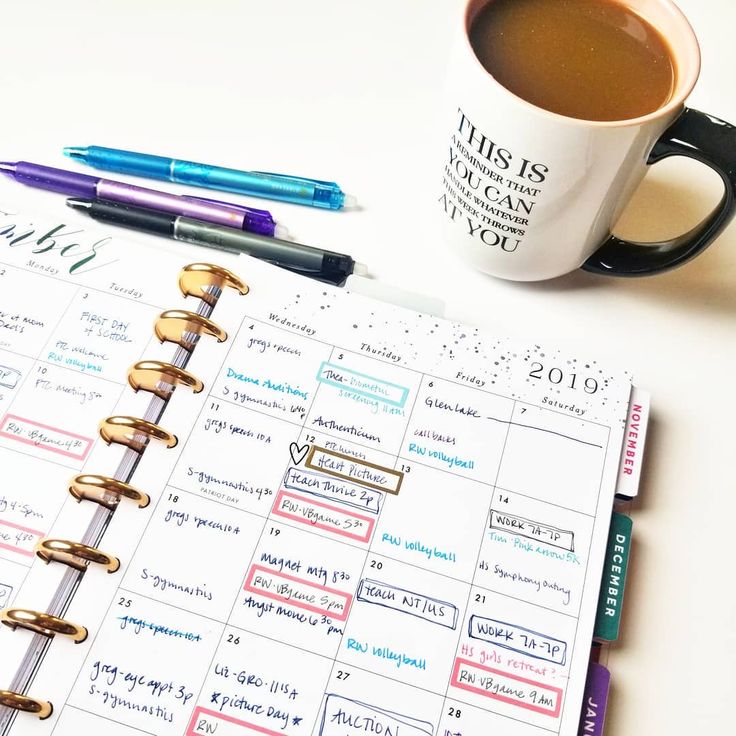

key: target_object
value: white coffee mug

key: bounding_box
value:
[439,0,736,281]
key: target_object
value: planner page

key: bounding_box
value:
[1,254,632,736]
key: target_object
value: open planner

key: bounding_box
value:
[0,203,637,736]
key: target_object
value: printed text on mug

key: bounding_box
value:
[440,108,549,254]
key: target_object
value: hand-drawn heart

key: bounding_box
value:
[289,442,310,465]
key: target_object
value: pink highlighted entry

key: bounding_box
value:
[451,657,563,717]
[0,414,93,460]
[187,707,285,736]
[272,490,375,542]
[244,564,352,621]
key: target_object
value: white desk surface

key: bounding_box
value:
[3,0,735,733]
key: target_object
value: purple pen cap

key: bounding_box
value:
[181,195,289,238]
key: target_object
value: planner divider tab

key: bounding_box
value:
[577,662,610,736]
[0,263,248,730]
[594,511,633,642]
[615,387,650,500]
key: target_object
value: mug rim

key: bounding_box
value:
[461,0,702,128]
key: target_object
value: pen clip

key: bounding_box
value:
[250,171,339,188]
[181,195,274,220]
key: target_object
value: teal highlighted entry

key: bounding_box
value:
[317,362,409,408]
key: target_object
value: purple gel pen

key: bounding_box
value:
[0,161,285,238]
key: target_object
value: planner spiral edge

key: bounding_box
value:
[0,263,248,730]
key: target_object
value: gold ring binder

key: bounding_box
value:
[99,416,177,452]
[0,609,87,643]
[69,474,150,509]
[35,539,120,573]
[178,263,249,305]
[155,309,228,349]
[127,361,204,398]
[0,690,52,720]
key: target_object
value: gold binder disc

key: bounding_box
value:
[69,474,150,509]
[154,309,227,349]
[178,263,249,305]
[35,539,120,574]
[0,690,53,720]
[0,609,87,643]
[99,416,177,453]
[127,361,204,399]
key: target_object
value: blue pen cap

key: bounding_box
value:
[76,146,173,181]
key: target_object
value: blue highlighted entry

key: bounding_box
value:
[317,362,409,408]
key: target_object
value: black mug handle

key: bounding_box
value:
[583,107,736,276]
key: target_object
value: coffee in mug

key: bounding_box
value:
[468,0,676,122]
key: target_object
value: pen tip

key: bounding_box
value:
[342,194,358,209]
[352,262,369,276]
[63,147,88,160]
[0,162,15,175]
[274,224,290,239]
[66,198,92,210]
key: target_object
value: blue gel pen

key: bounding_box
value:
[63,145,356,210]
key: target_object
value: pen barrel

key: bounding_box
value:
[179,196,277,236]
[171,162,308,202]
[171,162,344,209]
[174,219,328,271]
[87,201,176,236]
[15,162,98,198]
[97,180,247,230]
[86,147,173,180]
